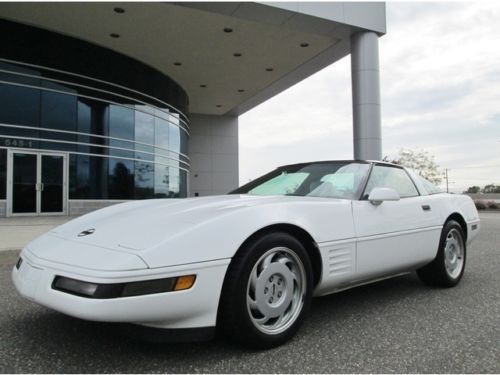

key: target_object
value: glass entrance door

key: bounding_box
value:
[40,155,65,214]
[12,153,38,214]
[8,151,67,216]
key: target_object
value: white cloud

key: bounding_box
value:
[239,2,500,192]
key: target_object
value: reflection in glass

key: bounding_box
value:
[169,166,180,197]
[108,158,134,199]
[155,117,169,152]
[154,158,169,198]
[109,105,134,158]
[0,83,40,127]
[169,123,181,155]
[69,154,91,199]
[12,153,37,213]
[77,101,91,153]
[135,111,155,161]
[135,161,154,199]
[41,90,77,150]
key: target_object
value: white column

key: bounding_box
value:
[351,31,382,160]
[188,114,239,197]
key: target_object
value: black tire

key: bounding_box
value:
[417,220,466,287]
[217,232,313,349]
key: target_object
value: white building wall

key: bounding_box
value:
[189,114,239,197]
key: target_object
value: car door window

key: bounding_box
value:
[364,165,419,198]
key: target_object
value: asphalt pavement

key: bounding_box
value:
[0,212,499,373]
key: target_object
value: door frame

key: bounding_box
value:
[6,148,68,217]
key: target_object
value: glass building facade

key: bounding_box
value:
[0,20,189,215]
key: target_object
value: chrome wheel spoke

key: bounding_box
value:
[247,296,259,311]
[249,269,258,291]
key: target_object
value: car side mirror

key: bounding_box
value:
[368,187,400,205]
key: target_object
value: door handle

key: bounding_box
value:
[422,204,431,211]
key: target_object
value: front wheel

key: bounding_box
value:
[417,220,466,287]
[218,232,313,349]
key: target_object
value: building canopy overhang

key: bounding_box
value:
[0,2,385,116]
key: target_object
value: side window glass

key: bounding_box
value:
[364,166,419,198]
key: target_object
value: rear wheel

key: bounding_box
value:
[218,232,313,348]
[417,220,466,287]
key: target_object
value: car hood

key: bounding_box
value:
[47,195,294,252]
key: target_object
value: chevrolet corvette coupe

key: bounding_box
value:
[13,160,480,348]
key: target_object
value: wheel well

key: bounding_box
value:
[239,224,323,287]
[446,213,467,241]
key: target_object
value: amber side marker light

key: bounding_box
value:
[174,275,196,291]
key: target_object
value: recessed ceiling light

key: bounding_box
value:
[216,104,222,108]
[223,27,233,33]
[233,53,242,57]
[114,7,125,14]
[300,42,309,47]
[110,33,120,38]
[266,68,274,72]
[173,62,182,66]
[238,89,245,93]
[200,84,207,88]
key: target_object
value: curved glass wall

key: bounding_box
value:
[0,59,189,200]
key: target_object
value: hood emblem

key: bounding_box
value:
[78,228,95,237]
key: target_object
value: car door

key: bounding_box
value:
[352,164,442,280]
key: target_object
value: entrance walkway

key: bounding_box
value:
[0,216,79,251]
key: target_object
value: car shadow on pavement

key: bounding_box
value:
[3,272,439,373]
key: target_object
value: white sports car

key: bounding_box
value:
[13,160,480,348]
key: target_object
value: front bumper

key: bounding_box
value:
[12,249,230,330]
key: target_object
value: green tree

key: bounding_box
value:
[482,184,500,193]
[387,148,443,184]
[465,186,481,194]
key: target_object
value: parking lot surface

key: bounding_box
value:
[1,212,499,373]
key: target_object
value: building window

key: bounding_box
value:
[0,59,189,201]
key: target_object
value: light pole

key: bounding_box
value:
[444,169,449,193]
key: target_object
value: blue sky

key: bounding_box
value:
[239,2,500,192]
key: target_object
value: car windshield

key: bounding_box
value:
[231,161,371,200]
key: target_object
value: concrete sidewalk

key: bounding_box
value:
[0,216,79,251]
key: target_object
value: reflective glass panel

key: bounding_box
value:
[169,123,181,154]
[154,158,169,198]
[155,118,169,152]
[77,101,91,153]
[69,154,90,199]
[0,83,40,127]
[108,158,134,199]
[135,160,154,199]
[135,111,155,161]
[108,105,134,158]
[40,90,77,150]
